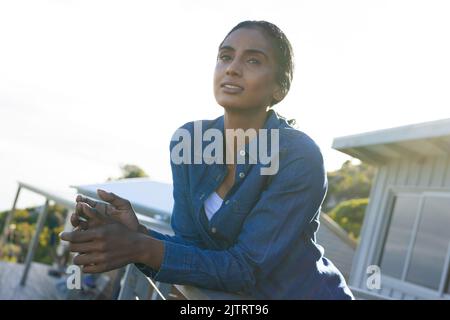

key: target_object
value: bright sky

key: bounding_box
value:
[1,0,449,211]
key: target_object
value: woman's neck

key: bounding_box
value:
[223,107,269,132]
[223,107,270,163]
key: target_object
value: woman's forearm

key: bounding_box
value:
[134,232,165,271]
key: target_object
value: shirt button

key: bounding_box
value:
[224,200,230,205]
[239,150,246,156]
[211,227,217,234]
[199,193,205,200]
[239,172,245,179]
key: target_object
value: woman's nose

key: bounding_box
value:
[225,60,242,77]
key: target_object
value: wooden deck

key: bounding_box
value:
[0,261,61,300]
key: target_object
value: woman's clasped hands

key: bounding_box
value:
[59,189,157,273]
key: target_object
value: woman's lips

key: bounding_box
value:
[221,83,244,94]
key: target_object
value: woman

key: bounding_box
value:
[61,20,354,299]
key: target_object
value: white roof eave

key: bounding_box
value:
[332,118,450,163]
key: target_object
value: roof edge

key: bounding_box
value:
[332,118,450,150]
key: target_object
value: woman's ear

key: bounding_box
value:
[272,85,284,102]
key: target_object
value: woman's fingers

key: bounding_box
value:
[64,223,136,274]
[73,253,105,266]
[77,202,110,223]
[82,263,109,274]
[97,189,132,211]
[70,212,80,227]
[68,241,100,254]
[60,228,98,243]
[81,258,126,274]
[76,194,111,215]
[76,194,97,208]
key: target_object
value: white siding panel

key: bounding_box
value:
[417,157,434,187]
[383,160,406,301]
[406,158,421,186]
[363,161,400,286]
[396,158,410,186]
[352,165,388,288]
[430,155,448,187]
[443,155,450,187]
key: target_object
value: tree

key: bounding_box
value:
[323,160,375,212]
[321,160,375,242]
[107,164,149,181]
[0,204,67,264]
[328,198,368,241]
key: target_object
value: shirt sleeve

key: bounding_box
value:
[146,149,328,295]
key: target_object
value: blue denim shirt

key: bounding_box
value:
[137,109,354,299]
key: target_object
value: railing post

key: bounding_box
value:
[150,282,171,300]
[0,185,22,251]
[110,266,127,299]
[118,264,137,300]
[117,264,170,300]
[20,199,50,286]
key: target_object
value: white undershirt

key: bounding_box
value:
[204,191,224,220]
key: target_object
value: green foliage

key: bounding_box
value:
[323,160,375,212]
[107,164,149,181]
[0,204,67,265]
[328,198,369,241]
[1,243,21,263]
[322,160,375,241]
[0,211,5,233]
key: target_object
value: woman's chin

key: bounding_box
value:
[218,103,264,114]
[220,104,249,113]
[216,98,246,110]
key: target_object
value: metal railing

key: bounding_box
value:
[0,182,76,287]
[0,182,245,300]
[1,181,388,300]
[116,217,249,300]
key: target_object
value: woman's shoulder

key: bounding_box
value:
[278,125,325,165]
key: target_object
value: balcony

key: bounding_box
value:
[0,180,382,300]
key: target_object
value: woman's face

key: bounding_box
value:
[214,27,280,111]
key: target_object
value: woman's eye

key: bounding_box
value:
[248,58,260,65]
[219,55,231,61]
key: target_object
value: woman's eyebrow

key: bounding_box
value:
[219,45,268,59]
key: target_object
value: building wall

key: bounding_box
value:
[350,153,450,299]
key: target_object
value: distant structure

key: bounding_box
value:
[333,118,450,299]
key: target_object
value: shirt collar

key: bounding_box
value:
[218,109,280,164]
[197,109,281,164]
[213,108,279,132]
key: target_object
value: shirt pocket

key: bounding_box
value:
[231,199,255,215]
[214,205,248,246]
[212,199,255,246]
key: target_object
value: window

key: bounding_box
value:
[379,190,450,294]
[406,195,450,290]
[380,194,420,278]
